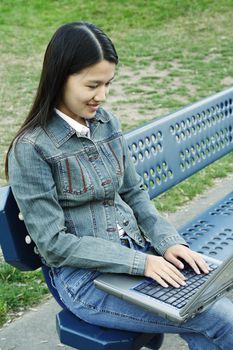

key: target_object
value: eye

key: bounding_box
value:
[87,85,98,89]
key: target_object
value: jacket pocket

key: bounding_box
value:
[58,155,94,199]
[100,137,124,178]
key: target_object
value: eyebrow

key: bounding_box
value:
[86,75,115,84]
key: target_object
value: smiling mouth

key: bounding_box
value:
[87,104,100,112]
[88,104,99,108]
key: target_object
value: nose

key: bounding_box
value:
[94,86,108,102]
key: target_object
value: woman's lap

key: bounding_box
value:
[51,236,233,349]
[52,265,233,349]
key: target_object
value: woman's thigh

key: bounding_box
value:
[52,265,233,342]
[52,265,183,332]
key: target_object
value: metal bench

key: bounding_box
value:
[125,86,233,261]
[0,86,233,349]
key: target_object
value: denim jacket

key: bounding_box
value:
[8,108,186,276]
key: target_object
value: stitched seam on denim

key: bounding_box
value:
[108,141,122,175]
[19,126,43,143]
[131,251,138,275]
[73,295,182,327]
[95,107,111,123]
[78,296,222,334]
[157,235,185,248]
[59,271,97,297]
[90,149,115,199]
[64,210,77,235]
[75,295,149,322]
[75,157,88,192]
[77,156,95,196]
[47,149,86,162]
[65,159,73,193]
[90,203,97,236]
[18,139,48,162]
[44,127,76,147]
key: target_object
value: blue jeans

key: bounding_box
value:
[52,238,233,350]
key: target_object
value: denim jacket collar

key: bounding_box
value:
[45,108,110,148]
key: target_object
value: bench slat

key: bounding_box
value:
[125,87,233,199]
[179,191,233,260]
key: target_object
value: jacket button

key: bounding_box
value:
[123,220,129,226]
[103,200,114,206]
[102,179,112,186]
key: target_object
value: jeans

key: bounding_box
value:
[52,237,233,350]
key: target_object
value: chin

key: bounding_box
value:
[86,111,98,119]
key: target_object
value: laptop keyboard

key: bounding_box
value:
[133,263,218,309]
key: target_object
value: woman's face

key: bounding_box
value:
[58,60,116,124]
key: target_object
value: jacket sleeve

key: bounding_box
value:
[8,139,147,275]
[119,135,187,255]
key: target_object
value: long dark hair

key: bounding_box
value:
[5,21,118,179]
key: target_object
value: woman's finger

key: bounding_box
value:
[180,253,209,275]
[193,255,210,274]
[165,254,185,270]
[157,269,185,288]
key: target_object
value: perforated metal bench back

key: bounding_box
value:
[125,87,233,199]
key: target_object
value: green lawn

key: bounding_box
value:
[0,263,48,326]
[0,0,233,326]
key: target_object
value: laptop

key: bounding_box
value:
[94,253,233,323]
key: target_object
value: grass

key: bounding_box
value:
[0,263,48,326]
[0,0,233,325]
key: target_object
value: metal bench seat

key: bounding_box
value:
[56,309,161,350]
[178,191,233,260]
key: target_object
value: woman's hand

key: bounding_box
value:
[164,244,210,275]
[144,254,187,288]
[144,245,210,288]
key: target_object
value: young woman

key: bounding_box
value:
[5,22,233,349]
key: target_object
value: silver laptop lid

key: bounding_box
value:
[180,253,233,317]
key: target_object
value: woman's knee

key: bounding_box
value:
[208,297,233,323]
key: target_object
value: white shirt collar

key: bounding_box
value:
[54,108,90,137]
